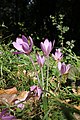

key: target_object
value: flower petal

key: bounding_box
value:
[30,85,37,91]
[29,36,33,46]
[2,115,16,120]
[36,54,45,67]
[28,36,33,52]
[37,87,42,98]
[22,35,28,43]
[47,42,52,55]
[15,100,25,110]
[44,39,49,52]
[58,62,61,71]
[22,42,29,52]
[16,38,23,44]
[52,53,57,60]
[53,40,55,47]
[41,42,47,55]
[41,39,53,56]
[12,42,23,51]
[66,64,71,73]
[61,63,66,74]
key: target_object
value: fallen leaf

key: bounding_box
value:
[74,105,80,110]
[0,94,17,105]
[16,91,29,101]
[73,112,80,120]
[77,87,80,95]
[65,99,71,103]
[0,87,18,94]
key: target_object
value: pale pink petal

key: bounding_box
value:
[52,53,57,60]
[12,42,23,51]
[66,64,71,73]
[37,87,42,98]
[44,39,49,52]
[13,35,33,55]
[41,39,52,56]
[16,38,23,44]
[36,54,45,67]
[55,52,61,59]
[53,40,55,47]
[49,41,52,51]
[30,85,37,91]
[47,41,52,55]
[15,100,24,110]
[52,49,63,61]
[58,62,61,71]
[41,42,47,55]
[41,56,45,66]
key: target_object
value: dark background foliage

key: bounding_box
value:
[0,0,80,54]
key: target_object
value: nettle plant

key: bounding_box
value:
[12,35,71,118]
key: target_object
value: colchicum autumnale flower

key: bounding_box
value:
[15,100,25,110]
[15,91,29,110]
[58,62,71,75]
[52,48,63,61]
[36,53,45,67]
[30,85,42,99]
[41,39,55,56]
[12,35,33,55]
[0,108,16,120]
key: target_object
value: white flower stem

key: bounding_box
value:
[40,67,44,90]
[29,55,41,85]
[46,56,49,92]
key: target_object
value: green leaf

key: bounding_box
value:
[68,66,78,81]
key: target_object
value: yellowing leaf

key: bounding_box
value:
[16,91,29,101]
[0,87,18,94]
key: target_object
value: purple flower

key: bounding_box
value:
[0,108,16,120]
[52,49,63,61]
[15,100,25,110]
[12,35,33,55]
[41,39,55,56]
[15,91,29,110]
[58,62,71,75]
[36,53,45,67]
[30,85,42,99]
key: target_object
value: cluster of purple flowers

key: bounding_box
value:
[12,35,70,75]
[0,108,16,120]
[12,35,71,108]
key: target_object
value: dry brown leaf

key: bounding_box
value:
[73,112,80,120]
[0,87,18,105]
[72,88,77,94]
[65,99,71,103]
[74,105,80,110]
[0,94,17,105]
[77,87,80,95]
[0,87,18,95]
[16,91,29,101]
